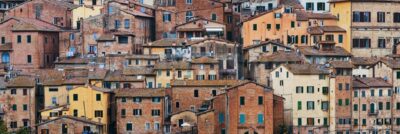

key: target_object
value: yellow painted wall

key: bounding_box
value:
[44,85,68,108]
[330,2,352,52]
[40,107,69,121]
[68,86,110,131]
[155,69,193,88]
[72,6,103,29]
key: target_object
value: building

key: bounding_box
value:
[67,86,112,133]
[175,18,226,39]
[271,64,330,133]
[191,57,220,80]
[0,0,26,21]
[36,116,104,134]
[212,81,282,134]
[103,70,146,89]
[0,76,36,132]
[352,77,393,134]
[72,0,104,29]
[114,88,167,134]
[123,66,156,88]
[170,80,246,113]
[0,17,61,72]
[296,42,352,64]
[241,3,344,48]
[155,0,224,39]
[143,38,191,61]
[328,61,353,133]
[249,51,302,86]
[125,54,159,67]
[351,57,378,78]
[239,0,279,19]
[330,0,400,57]
[153,61,193,88]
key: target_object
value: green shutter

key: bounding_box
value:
[298,101,302,110]
[338,99,342,106]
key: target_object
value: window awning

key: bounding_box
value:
[205,27,223,32]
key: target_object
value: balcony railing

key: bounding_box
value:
[368,110,378,116]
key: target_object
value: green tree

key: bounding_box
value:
[0,120,8,134]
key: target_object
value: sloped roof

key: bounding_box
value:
[88,69,108,80]
[125,54,159,60]
[36,116,103,127]
[351,57,379,66]
[104,70,145,82]
[379,58,400,69]
[283,64,330,75]
[114,88,165,97]
[353,77,392,88]
[255,51,302,63]
[123,67,155,75]
[243,40,290,50]
[191,57,219,64]
[172,80,248,87]
[307,26,346,35]
[97,34,115,41]
[121,9,153,18]
[10,17,62,32]
[7,76,35,87]
[329,61,354,68]
[55,57,88,64]
[297,46,352,56]
[154,61,192,70]
[294,10,338,21]
[143,38,189,47]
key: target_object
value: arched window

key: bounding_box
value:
[186,11,193,21]
[1,52,10,63]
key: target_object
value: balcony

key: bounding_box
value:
[368,110,378,116]
[219,69,237,75]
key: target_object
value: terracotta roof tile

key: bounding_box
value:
[297,46,352,56]
[172,80,249,87]
[255,51,303,62]
[353,77,392,88]
[191,57,219,64]
[154,61,192,70]
[121,9,153,18]
[115,88,165,97]
[143,38,189,47]
[55,57,88,64]
[307,26,346,35]
[329,61,354,68]
[36,115,103,127]
[122,67,155,75]
[11,17,61,32]
[7,76,35,87]
[243,40,290,50]
[284,64,330,75]
[380,58,400,69]
[104,70,145,82]
[125,54,160,60]
[294,10,338,21]
[351,57,379,66]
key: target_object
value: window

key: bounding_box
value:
[176,102,180,108]
[27,35,31,43]
[371,89,375,96]
[276,24,280,30]
[338,34,343,43]
[178,70,182,78]
[257,114,264,124]
[27,55,32,63]
[23,89,27,95]
[354,119,358,125]
[298,101,302,110]
[253,24,257,31]
[194,90,199,97]
[322,101,328,111]
[124,19,130,29]
[345,83,350,90]
[92,0,97,5]
[186,11,193,21]
[362,119,366,126]
[1,37,4,44]
[73,109,78,117]
[275,71,279,77]
[211,13,217,21]
[306,2,314,11]
[379,102,383,110]
[218,113,224,123]
[227,15,232,24]
[353,11,371,22]
[17,35,21,43]
[379,89,383,97]
[362,90,366,97]
[378,38,386,48]
[239,114,245,124]
[73,94,78,101]
[319,74,325,80]
[338,99,343,106]
[377,12,385,22]
[154,122,160,131]
[166,70,170,76]
[362,104,367,111]
[354,91,358,97]
[266,24,271,29]
[387,102,391,110]
[163,12,171,22]
[353,38,371,48]
[151,109,161,116]
[114,20,120,29]
[317,2,325,11]
[345,99,350,105]
[301,35,308,44]
[145,123,150,130]
[394,12,400,23]
[95,110,103,117]
[152,97,161,103]
[118,36,128,44]
[291,21,295,28]
[252,96,262,105]
[121,109,126,117]
[23,104,27,111]
[240,96,245,105]
[10,121,17,128]
[49,88,58,92]
[298,118,302,126]
[133,109,142,116]
[354,104,358,111]
[307,86,314,93]
[186,0,192,4]
[126,123,132,131]
[296,86,304,93]
[44,37,48,44]
[11,89,16,94]
[307,101,315,110]
[307,118,315,125]
[96,94,101,101]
